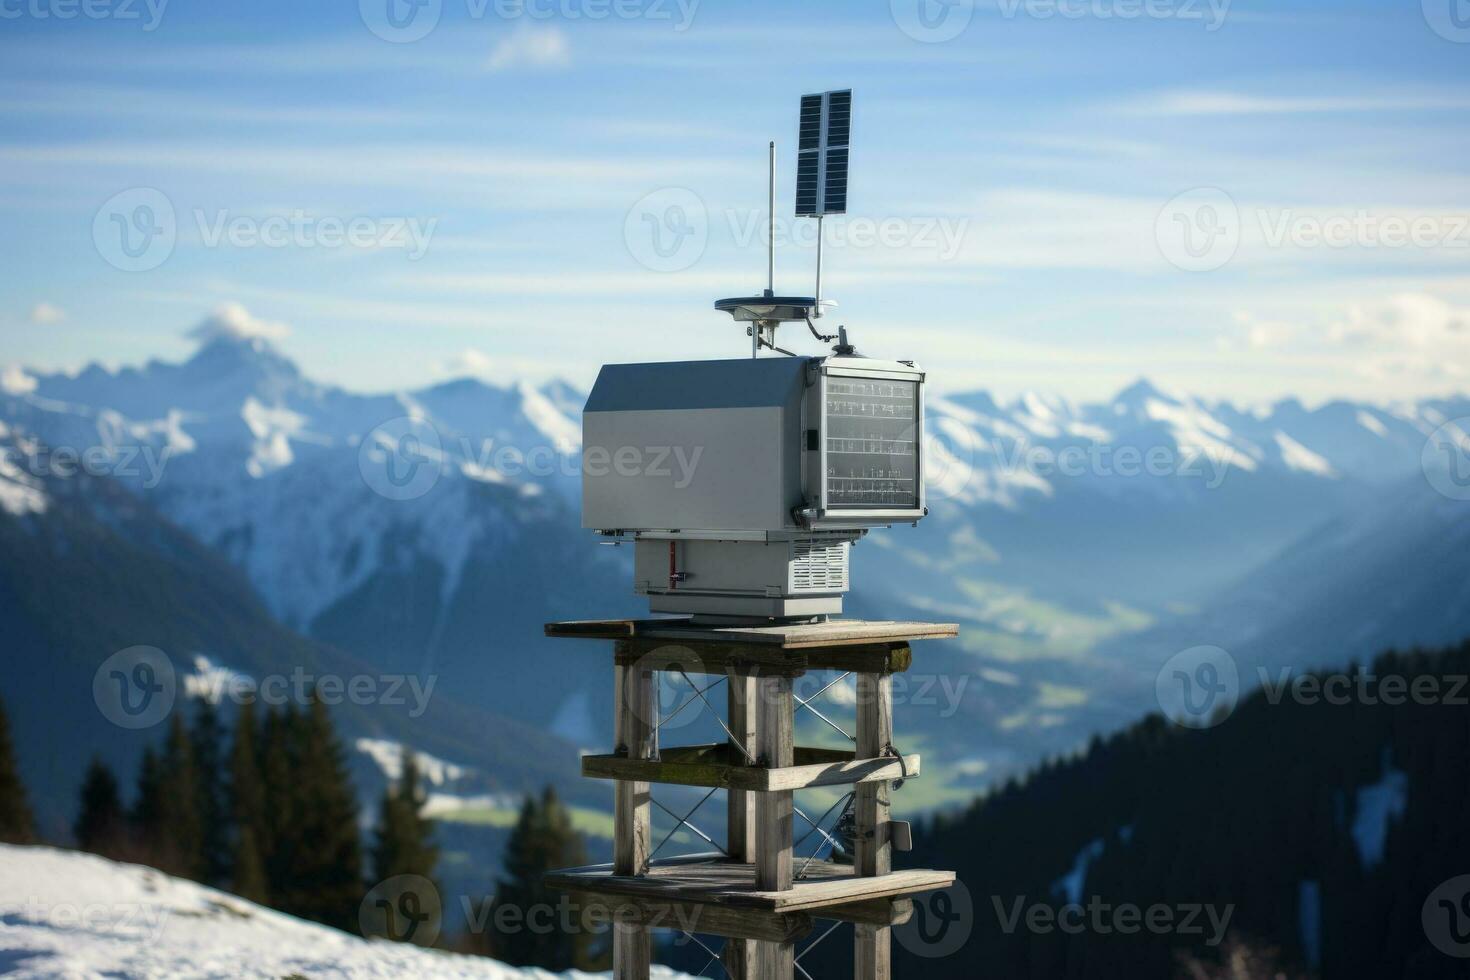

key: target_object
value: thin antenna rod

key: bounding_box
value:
[813,215,825,318]
[767,141,776,295]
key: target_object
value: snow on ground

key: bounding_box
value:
[0,845,689,980]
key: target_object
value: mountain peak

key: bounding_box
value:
[1113,378,1169,405]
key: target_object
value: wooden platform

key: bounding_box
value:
[546,618,958,676]
[582,743,920,792]
[546,856,954,914]
[547,618,959,648]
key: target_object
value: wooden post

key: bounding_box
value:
[854,672,894,979]
[725,674,761,980]
[613,655,655,979]
[727,674,759,863]
[754,673,795,978]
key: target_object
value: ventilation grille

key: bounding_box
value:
[791,540,848,592]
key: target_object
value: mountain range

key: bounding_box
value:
[1,325,1466,857]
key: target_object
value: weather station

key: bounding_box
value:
[545,92,960,980]
[582,89,929,623]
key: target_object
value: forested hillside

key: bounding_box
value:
[874,641,1470,979]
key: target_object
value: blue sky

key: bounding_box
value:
[2,0,1468,405]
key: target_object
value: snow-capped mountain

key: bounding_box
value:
[2,325,1466,802]
[0,844,691,979]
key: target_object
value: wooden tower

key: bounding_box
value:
[544,617,960,979]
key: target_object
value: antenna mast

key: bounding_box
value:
[716,89,852,354]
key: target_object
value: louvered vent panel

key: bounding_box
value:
[791,540,848,592]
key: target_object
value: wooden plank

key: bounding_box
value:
[808,643,911,675]
[581,744,921,792]
[854,672,894,980]
[727,678,758,864]
[577,894,813,944]
[616,639,808,678]
[755,676,794,893]
[546,618,959,650]
[544,860,956,914]
[820,897,913,929]
[612,661,654,980]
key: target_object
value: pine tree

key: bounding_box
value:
[0,696,36,844]
[260,704,299,899]
[370,746,439,888]
[74,757,128,858]
[486,787,593,970]
[228,699,269,904]
[130,746,163,854]
[278,692,363,931]
[192,698,230,887]
[158,712,204,879]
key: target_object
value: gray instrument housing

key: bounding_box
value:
[582,354,926,619]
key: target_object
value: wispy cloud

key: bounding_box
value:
[1120,89,1470,116]
[485,25,571,72]
[185,303,291,344]
[29,302,64,325]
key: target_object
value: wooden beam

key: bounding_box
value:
[581,743,921,792]
[756,675,795,980]
[616,638,808,678]
[854,672,895,980]
[757,940,794,978]
[808,643,911,676]
[544,859,956,913]
[613,921,651,980]
[855,923,891,980]
[727,677,759,864]
[755,676,794,892]
[722,938,757,979]
[821,897,914,929]
[577,894,813,944]
[546,618,959,650]
[613,661,655,980]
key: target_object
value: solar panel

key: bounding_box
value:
[795,89,851,216]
